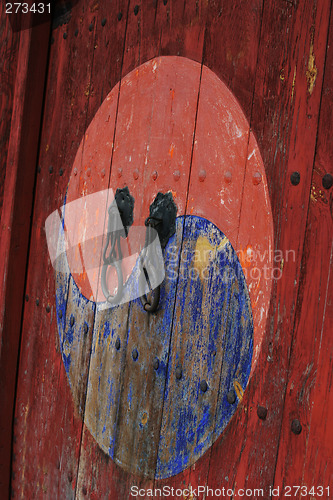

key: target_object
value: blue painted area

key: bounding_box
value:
[155,216,253,479]
[55,214,253,480]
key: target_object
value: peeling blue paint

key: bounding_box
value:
[56,215,253,480]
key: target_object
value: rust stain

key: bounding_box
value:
[90,0,99,12]
[216,236,228,253]
[306,38,317,94]
[311,185,318,202]
[168,143,175,158]
[84,81,94,98]
[280,258,284,272]
[20,404,30,487]
[238,244,253,269]
[193,236,229,280]
[141,412,148,426]
[183,490,195,500]
[291,66,296,101]
[311,184,327,204]
[194,236,214,279]
[63,340,70,357]
[233,380,244,401]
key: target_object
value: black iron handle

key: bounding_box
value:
[139,223,161,312]
[101,187,134,304]
[139,192,177,313]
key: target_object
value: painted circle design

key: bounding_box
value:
[56,216,253,478]
[55,56,274,479]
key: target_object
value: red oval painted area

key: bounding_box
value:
[65,56,273,371]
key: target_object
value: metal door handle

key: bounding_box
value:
[140,192,177,313]
[101,187,134,304]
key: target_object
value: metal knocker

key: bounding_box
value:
[101,187,134,304]
[139,192,177,313]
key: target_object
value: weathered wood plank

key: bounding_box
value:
[206,0,332,497]
[9,1,333,498]
[109,58,202,477]
[0,15,50,497]
[0,2,19,219]
[11,1,99,496]
[274,6,333,492]
[114,3,208,497]
[155,2,265,498]
[74,3,208,499]
[202,0,264,118]
[156,216,253,479]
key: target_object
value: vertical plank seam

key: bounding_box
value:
[300,236,333,487]
[73,2,132,497]
[9,21,52,495]
[199,0,266,492]
[111,0,157,468]
[72,12,102,498]
[271,0,333,488]
[152,20,206,484]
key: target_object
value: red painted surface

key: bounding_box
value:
[0,1,19,219]
[61,55,267,486]
[0,17,50,496]
[0,0,331,498]
[206,1,332,498]
[188,68,273,369]
[274,11,333,490]
[10,1,106,497]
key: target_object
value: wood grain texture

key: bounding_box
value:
[11,0,100,496]
[205,0,332,497]
[0,15,50,497]
[7,0,333,498]
[159,2,266,498]
[0,2,19,219]
[274,6,333,493]
[74,2,208,498]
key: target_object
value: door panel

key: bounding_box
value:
[9,0,332,498]
[51,54,272,483]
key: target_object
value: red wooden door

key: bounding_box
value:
[1,0,332,499]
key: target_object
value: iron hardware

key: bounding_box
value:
[101,187,134,304]
[145,192,177,249]
[257,406,268,420]
[290,171,301,185]
[291,419,302,435]
[227,390,236,404]
[200,380,208,392]
[139,192,177,313]
[322,173,333,189]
